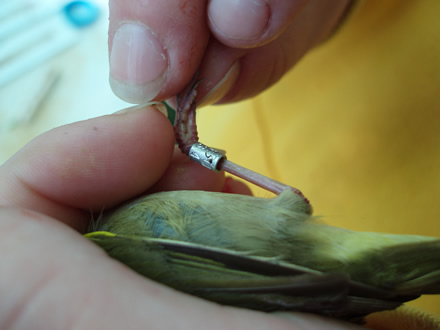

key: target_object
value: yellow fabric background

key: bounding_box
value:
[197,0,440,315]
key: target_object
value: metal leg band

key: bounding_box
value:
[189,142,226,171]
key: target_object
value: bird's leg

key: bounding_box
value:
[175,74,201,155]
[174,74,311,208]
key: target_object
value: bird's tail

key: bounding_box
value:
[386,240,440,295]
[346,238,440,296]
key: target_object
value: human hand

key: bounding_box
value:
[108,0,353,105]
[0,106,359,329]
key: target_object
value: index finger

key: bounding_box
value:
[0,105,174,230]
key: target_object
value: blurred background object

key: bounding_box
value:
[0,0,129,163]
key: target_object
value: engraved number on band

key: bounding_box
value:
[189,142,225,171]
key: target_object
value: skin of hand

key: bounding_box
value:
[108,0,353,105]
[0,105,360,329]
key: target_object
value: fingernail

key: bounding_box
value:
[198,61,240,107]
[208,0,270,40]
[110,23,168,104]
[113,102,168,118]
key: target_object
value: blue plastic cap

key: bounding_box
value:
[63,1,99,28]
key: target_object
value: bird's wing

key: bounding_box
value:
[86,231,403,321]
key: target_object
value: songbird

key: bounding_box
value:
[86,189,440,322]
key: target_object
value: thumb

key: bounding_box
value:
[108,0,209,104]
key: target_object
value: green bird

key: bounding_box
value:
[86,189,440,322]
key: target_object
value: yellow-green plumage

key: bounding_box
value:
[86,190,440,321]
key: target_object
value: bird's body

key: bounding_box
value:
[87,189,440,321]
